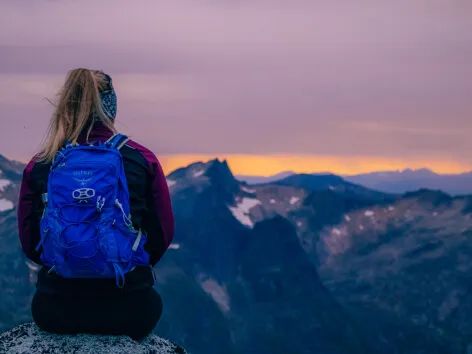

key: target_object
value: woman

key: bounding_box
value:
[17,68,175,340]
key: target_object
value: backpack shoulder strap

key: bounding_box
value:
[105,133,129,150]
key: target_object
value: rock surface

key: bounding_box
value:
[0,323,188,354]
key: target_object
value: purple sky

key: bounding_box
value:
[0,0,471,172]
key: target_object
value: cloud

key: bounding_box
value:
[0,0,471,167]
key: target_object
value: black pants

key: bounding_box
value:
[31,288,163,341]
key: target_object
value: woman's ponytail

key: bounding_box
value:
[38,68,117,162]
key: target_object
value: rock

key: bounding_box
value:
[0,323,188,354]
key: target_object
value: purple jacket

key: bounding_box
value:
[17,123,175,278]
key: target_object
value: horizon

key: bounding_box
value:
[1,1,471,175]
[3,152,471,178]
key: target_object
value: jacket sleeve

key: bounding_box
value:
[17,159,43,265]
[142,153,175,266]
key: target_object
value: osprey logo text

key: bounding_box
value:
[73,170,93,176]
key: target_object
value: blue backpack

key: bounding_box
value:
[36,133,150,287]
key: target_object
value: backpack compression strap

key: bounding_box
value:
[106,133,129,150]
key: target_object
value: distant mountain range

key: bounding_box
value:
[2,154,472,353]
[345,169,472,196]
[237,168,472,196]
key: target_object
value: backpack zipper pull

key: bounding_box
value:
[96,196,106,212]
[115,199,134,229]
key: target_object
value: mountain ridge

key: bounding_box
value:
[237,167,472,196]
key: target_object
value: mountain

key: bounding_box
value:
[315,189,472,353]
[0,154,26,180]
[0,155,32,331]
[236,171,295,185]
[0,154,24,213]
[237,171,396,201]
[2,153,472,353]
[165,159,370,354]
[166,159,472,353]
[157,158,472,353]
[237,168,472,196]
[345,168,472,196]
[275,173,395,202]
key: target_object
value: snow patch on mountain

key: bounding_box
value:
[332,228,342,236]
[364,210,375,217]
[289,197,300,205]
[241,186,256,193]
[200,278,230,313]
[0,179,11,192]
[166,179,176,187]
[344,215,351,222]
[322,226,351,256]
[0,199,13,212]
[270,199,276,204]
[229,198,261,227]
[168,243,181,250]
[193,170,205,178]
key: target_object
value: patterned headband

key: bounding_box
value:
[93,72,117,121]
[99,73,117,120]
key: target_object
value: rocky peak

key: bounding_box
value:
[276,172,392,202]
[0,155,22,213]
[0,323,188,354]
[205,159,240,194]
[0,154,25,181]
[166,161,208,181]
[401,168,436,176]
[167,158,236,182]
[166,158,240,204]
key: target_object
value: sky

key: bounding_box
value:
[0,0,471,176]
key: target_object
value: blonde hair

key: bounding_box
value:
[38,68,117,162]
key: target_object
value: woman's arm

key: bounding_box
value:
[17,159,43,265]
[136,148,175,267]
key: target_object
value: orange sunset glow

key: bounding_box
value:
[158,154,472,177]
